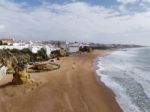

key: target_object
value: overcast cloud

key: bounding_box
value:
[0,0,150,45]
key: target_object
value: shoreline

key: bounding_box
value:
[93,50,123,112]
[0,50,123,112]
[92,50,123,112]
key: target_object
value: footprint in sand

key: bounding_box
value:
[72,62,76,69]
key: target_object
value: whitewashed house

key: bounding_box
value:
[28,46,42,54]
[67,42,81,53]
[43,45,60,56]
[0,44,28,50]
[0,41,60,56]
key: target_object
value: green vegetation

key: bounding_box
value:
[37,48,49,61]
[0,48,63,75]
[0,41,8,45]
[0,48,49,64]
[51,48,66,58]
[79,46,92,52]
[51,50,61,58]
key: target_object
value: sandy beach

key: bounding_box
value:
[0,50,123,112]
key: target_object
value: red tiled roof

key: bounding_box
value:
[0,38,14,42]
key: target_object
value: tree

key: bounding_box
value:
[37,48,49,61]
[22,48,32,54]
[51,50,61,57]
[0,41,2,45]
[79,46,92,52]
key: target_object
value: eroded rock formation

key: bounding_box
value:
[1,51,33,85]
[12,60,33,85]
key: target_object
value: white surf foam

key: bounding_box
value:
[96,68,140,112]
[95,48,148,112]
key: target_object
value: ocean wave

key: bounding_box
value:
[96,48,150,112]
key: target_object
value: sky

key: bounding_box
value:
[0,0,150,45]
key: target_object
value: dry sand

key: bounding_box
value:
[0,50,123,112]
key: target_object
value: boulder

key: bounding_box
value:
[12,67,33,85]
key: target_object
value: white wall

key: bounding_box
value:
[0,66,7,80]
[68,46,79,53]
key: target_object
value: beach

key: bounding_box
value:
[0,50,123,112]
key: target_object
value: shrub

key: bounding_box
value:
[79,46,92,52]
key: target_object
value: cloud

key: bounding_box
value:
[117,0,140,4]
[0,24,6,30]
[0,0,150,45]
[116,0,150,13]
[142,0,150,3]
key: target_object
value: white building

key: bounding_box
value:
[0,42,59,56]
[0,44,28,50]
[67,42,91,53]
[43,46,51,56]
[67,43,81,53]
[28,45,42,54]
[43,45,60,56]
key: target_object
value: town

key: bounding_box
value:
[0,37,142,82]
[0,38,142,56]
[0,38,94,84]
[0,38,86,55]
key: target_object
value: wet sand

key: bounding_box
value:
[0,50,123,112]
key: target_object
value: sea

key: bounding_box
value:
[96,47,150,112]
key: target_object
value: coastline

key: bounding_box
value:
[92,50,123,112]
[86,50,123,112]
[0,50,123,112]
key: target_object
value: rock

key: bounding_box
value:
[12,68,33,85]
